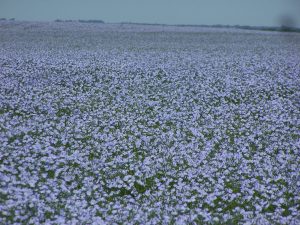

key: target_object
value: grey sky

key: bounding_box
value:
[0,0,300,27]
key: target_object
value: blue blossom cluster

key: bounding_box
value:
[0,21,300,224]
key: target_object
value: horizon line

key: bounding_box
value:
[1,18,300,32]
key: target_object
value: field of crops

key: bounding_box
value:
[0,21,300,224]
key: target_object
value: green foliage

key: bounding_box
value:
[47,170,55,179]
[56,107,72,117]
[134,182,147,194]
[262,204,276,213]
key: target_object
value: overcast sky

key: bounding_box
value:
[1,0,300,27]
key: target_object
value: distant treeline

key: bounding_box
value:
[54,19,104,24]
[121,22,300,33]
[0,18,15,21]
[207,24,300,33]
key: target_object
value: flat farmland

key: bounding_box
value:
[0,21,300,224]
